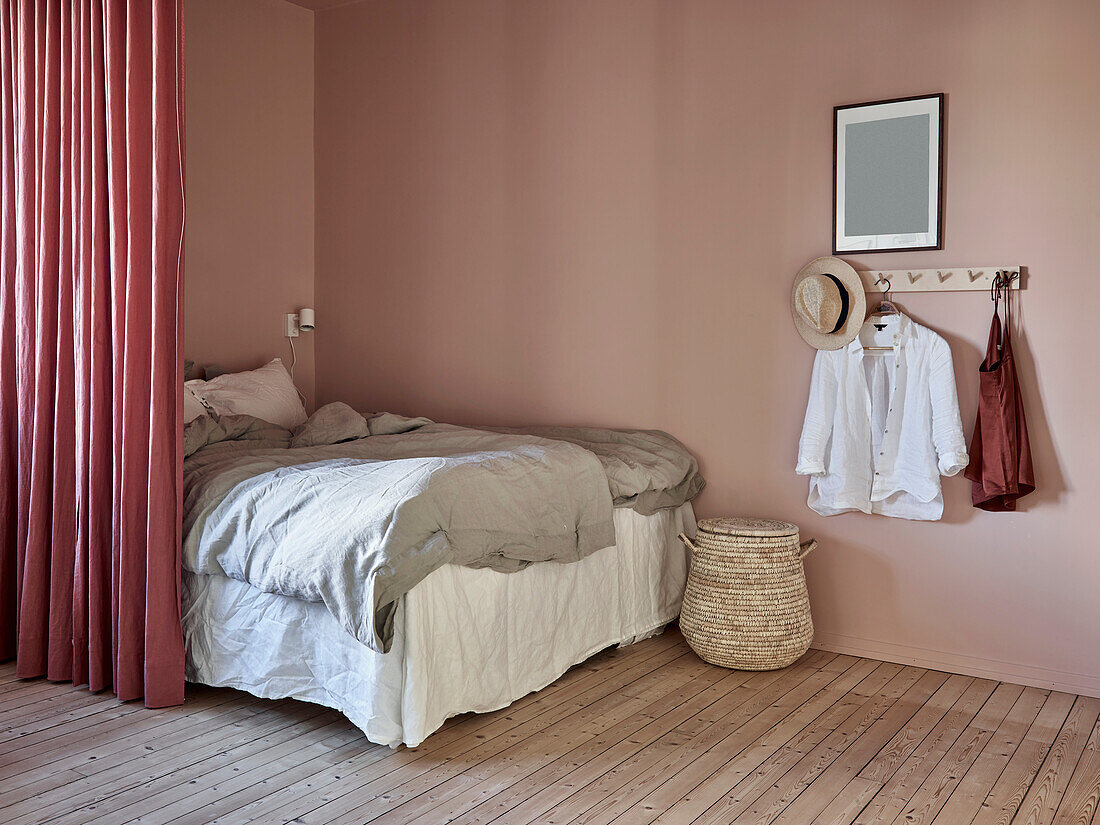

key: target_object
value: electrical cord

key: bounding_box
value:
[287,335,307,406]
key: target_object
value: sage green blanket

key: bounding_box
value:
[183,405,703,653]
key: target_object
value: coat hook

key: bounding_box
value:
[937,270,951,283]
[968,269,982,283]
[907,271,922,284]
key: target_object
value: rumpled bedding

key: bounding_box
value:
[487,424,705,515]
[182,404,704,654]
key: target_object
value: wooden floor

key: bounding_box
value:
[2,630,1098,825]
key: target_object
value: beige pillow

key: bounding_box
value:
[186,358,306,428]
[183,386,209,424]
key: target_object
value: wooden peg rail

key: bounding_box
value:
[855,266,1023,293]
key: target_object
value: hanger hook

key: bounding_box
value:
[994,270,1019,303]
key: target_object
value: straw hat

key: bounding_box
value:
[791,256,866,350]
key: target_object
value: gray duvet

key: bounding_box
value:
[182,405,704,653]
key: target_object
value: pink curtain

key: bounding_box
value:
[0,0,185,707]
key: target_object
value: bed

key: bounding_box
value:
[182,503,693,747]
[179,362,703,747]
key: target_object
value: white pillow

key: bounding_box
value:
[183,387,208,424]
[186,358,306,428]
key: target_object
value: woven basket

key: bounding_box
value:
[678,517,816,671]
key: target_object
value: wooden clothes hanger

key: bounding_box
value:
[864,276,901,353]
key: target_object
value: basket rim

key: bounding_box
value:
[696,516,798,538]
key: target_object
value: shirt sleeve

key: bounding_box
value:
[930,337,969,476]
[796,350,836,476]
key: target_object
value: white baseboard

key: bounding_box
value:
[811,631,1100,699]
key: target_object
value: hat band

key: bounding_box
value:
[822,273,850,333]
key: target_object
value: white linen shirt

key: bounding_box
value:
[796,314,968,521]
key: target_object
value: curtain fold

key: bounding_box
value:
[0,0,185,708]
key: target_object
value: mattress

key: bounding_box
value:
[182,503,695,747]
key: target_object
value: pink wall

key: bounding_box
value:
[185,0,316,406]
[313,0,1100,694]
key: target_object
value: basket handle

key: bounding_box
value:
[798,538,818,559]
[678,532,697,552]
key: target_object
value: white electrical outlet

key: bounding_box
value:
[284,313,300,338]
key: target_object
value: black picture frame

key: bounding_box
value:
[833,92,945,255]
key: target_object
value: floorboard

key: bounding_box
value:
[0,629,1095,825]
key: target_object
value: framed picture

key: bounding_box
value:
[833,93,944,254]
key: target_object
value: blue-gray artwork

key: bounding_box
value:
[844,114,930,236]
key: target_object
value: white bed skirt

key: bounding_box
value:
[182,503,694,747]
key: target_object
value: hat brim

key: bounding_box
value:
[791,256,867,350]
